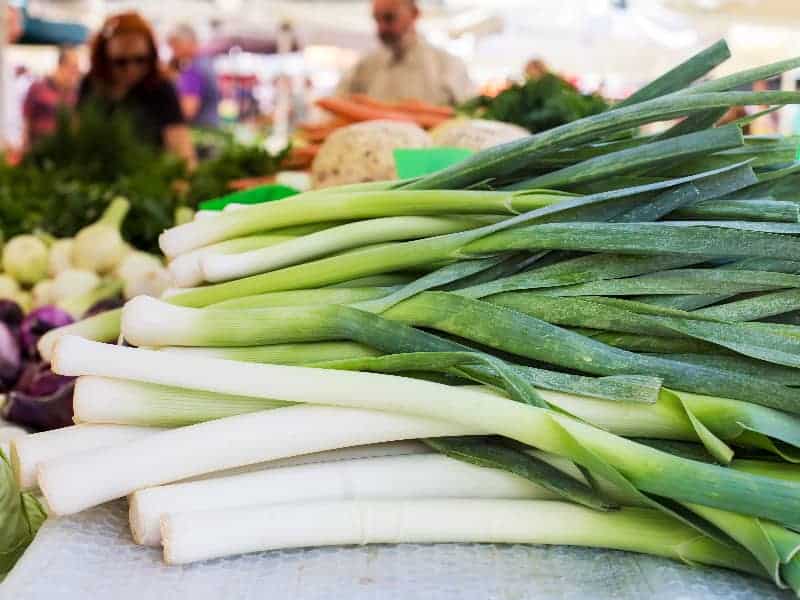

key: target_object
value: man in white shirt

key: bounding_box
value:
[336,0,475,106]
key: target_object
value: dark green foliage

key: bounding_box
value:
[187,142,289,205]
[460,73,609,133]
[0,105,286,252]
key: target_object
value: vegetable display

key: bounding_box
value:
[0,106,288,254]
[7,40,800,596]
[0,198,172,436]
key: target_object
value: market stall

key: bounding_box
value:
[3,2,800,599]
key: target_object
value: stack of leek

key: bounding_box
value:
[17,41,800,594]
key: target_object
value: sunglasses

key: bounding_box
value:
[110,55,149,69]
[373,11,398,24]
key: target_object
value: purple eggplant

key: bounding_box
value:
[19,307,73,359]
[15,361,74,396]
[0,322,21,390]
[2,379,75,431]
[0,299,24,329]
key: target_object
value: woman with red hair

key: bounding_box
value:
[78,12,196,167]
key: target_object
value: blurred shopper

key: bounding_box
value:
[22,46,81,149]
[524,58,549,80]
[78,12,196,168]
[336,0,474,106]
[748,79,779,135]
[167,24,220,128]
[2,5,25,154]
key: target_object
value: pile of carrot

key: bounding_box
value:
[297,95,455,146]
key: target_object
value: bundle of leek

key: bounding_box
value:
[17,41,800,595]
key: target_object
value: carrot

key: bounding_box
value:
[351,94,454,118]
[299,117,351,132]
[350,94,399,111]
[397,99,455,117]
[316,97,416,124]
[298,118,348,143]
[350,94,454,123]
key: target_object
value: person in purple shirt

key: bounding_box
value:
[167,24,220,128]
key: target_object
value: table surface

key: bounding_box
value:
[0,501,791,600]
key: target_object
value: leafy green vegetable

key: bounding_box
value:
[0,449,46,579]
[187,143,289,205]
[459,73,609,134]
[0,105,287,253]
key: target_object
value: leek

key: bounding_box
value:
[202,216,492,283]
[159,190,561,258]
[37,401,482,516]
[130,453,559,546]
[168,234,295,288]
[51,337,800,527]
[73,376,291,427]
[160,499,763,570]
[120,296,800,413]
[10,424,160,490]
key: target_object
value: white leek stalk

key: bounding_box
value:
[73,376,290,426]
[181,442,429,484]
[50,336,800,530]
[202,216,486,283]
[37,404,481,515]
[193,210,220,221]
[131,453,555,546]
[158,190,554,258]
[168,235,294,288]
[160,499,761,569]
[11,424,160,490]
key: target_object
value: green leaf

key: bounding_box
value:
[674,198,799,223]
[529,269,800,297]
[685,55,800,95]
[404,90,800,190]
[466,222,800,260]
[657,108,729,139]
[614,163,757,222]
[460,254,704,299]
[0,450,46,580]
[619,40,731,107]
[695,289,800,322]
[317,350,548,408]
[381,292,800,413]
[507,125,744,191]
[652,353,800,386]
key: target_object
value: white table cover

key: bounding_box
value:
[1,501,790,600]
